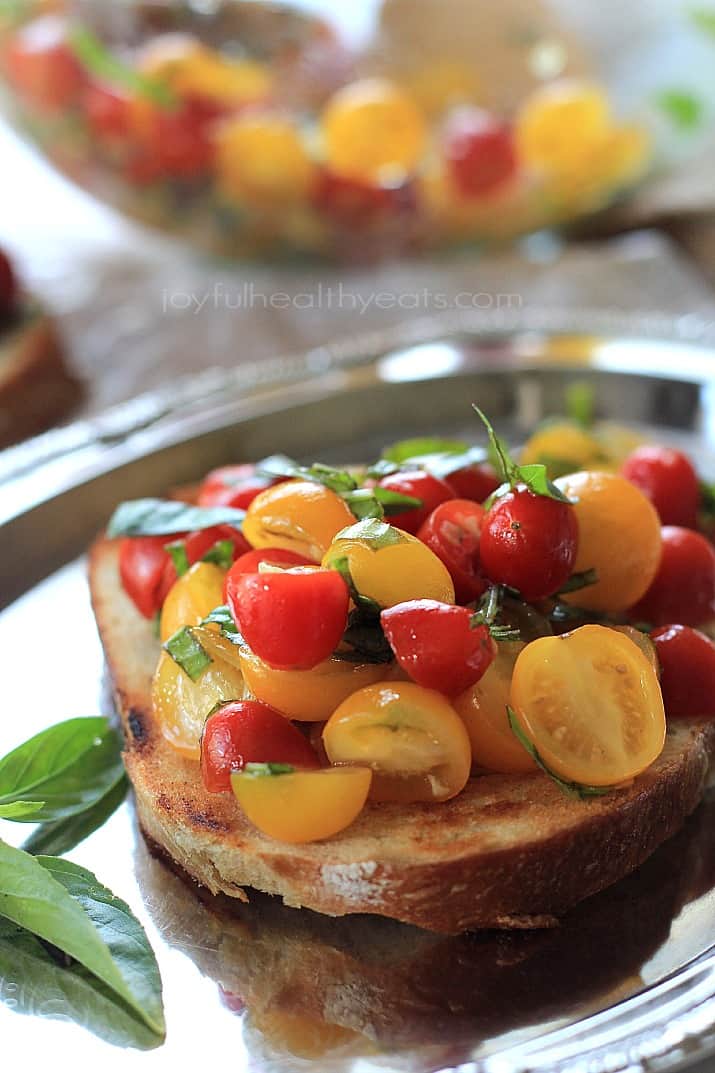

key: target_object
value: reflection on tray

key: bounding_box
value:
[135,792,715,1070]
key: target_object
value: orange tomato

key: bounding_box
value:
[323,681,471,803]
[509,625,666,786]
[159,561,226,642]
[554,471,661,611]
[231,765,372,843]
[239,646,388,721]
[216,116,314,204]
[519,422,609,480]
[242,480,355,562]
[454,641,538,774]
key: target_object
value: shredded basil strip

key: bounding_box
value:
[69,27,175,107]
[107,498,245,538]
[164,627,212,680]
[165,540,190,578]
[201,605,243,644]
[564,381,596,429]
[382,437,468,463]
[333,518,405,550]
[557,568,598,595]
[241,762,295,777]
[507,707,612,800]
[256,455,358,494]
[472,406,574,503]
[201,539,235,570]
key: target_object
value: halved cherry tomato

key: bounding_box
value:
[416,498,487,603]
[630,526,715,627]
[378,470,453,533]
[442,461,500,503]
[119,535,179,619]
[4,16,85,111]
[223,547,315,602]
[152,627,245,759]
[651,624,715,719]
[231,765,372,843]
[454,640,538,774]
[323,681,471,802]
[0,249,17,316]
[227,567,349,670]
[242,480,355,561]
[509,625,666,786]
[554,471,661,612]
[381,600,495,696]
[479,487,578,601]
[239,646,387,721]
[444,108,517,197]
[197,464,275,509]
[201,700,319,793]
[158,524,249,604]
[621,446,700,530]
[160,561,227,642]
[323,524,455,607]
[611,625,659,674]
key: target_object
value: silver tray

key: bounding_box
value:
[1,324,714,1073]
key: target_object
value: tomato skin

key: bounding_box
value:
[223,547,315,602]
[381,600,495,696]
[157,524,249,605]
[630,526,715,627]
[479,488,578,602]
[201,700,319,793]
[227,569,349,670]
[119,535,177,618]
[416,499,487,604]
[651,625,715,719]
[443,462,500,504]
[197,464,275,510]
[621,446,700,530]
[0,249,18,316]
[378,470,454,533]
[444,108,517,197]
[4,16,85,112]
[313,168,415,226]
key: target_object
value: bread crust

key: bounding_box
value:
[89,537,715,933]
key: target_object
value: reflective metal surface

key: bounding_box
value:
[0,328,714,1071]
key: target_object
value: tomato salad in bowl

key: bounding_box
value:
[107,407,715,847]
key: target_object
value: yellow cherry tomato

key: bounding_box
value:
[593,422,645,467]
[239,646,388,721]
[323,681,471,803]
[231,765,371,843]
[321,78,426,183]
[406,60,482,117]
[152,627,245,759]
[591,124,651,190]
[454,641,538,775]
[515,80,611,176]
[160,561,226,643]
[322,525,455,608]
[509,625,666,786]
[554,471,662,612]
[141,36,272,106]
[520,421,610,480]
[216,116,314,204]
[242,480,355,562]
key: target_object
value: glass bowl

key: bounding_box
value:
[1,0,712,262]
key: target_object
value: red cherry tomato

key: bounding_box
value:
[201,700,320,793]
[381,599,495,696]
[157,524,250,604]
[83,82,134,143]
[651,624,715,719]
[444,108,517,198]
[223,547,315,602]
[197,464,275,510]
[227,568,349,670]
[479,487,578,602]
[4,16,85,112]
[443,462,500,503]
[621,446,700,530]
[630,526,715,627]
[126,100,216,184]
[416,499,488,604]
[0,250,17,317]
[313,168,415,227]
[119,535,178,618]
[379,470,454,534]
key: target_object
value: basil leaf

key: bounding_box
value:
[557,568,598,595]
[241,763,295,777]
[383,437,468,463]
[0,918,160,1049]
[691,7,715,38]
[200,605,242,644]
[256,455,357,494]
[516,464,574,502]
[507,707,612,800]
[69,27,175,108]
[332,518,406,550]
[473,406,574,503]
[470,585,520,641]
[0,801,44,820]
[0,842,165,1038]
[107,498,245,538]
[565,381,595,429]
[201,538,235,570]
[165,540,189,578]
[372,487,422,514]
[339,612,394,664]
[419,445,490,480]
[654,88,703,131]
[341,489,385,520]
[164,627,212,680]
[0,717,124,823]
[23,777,129,857]
[328,556,382,619]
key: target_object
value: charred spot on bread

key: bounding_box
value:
[128,707,150,748]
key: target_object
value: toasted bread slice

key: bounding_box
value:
[89,537,715,933]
